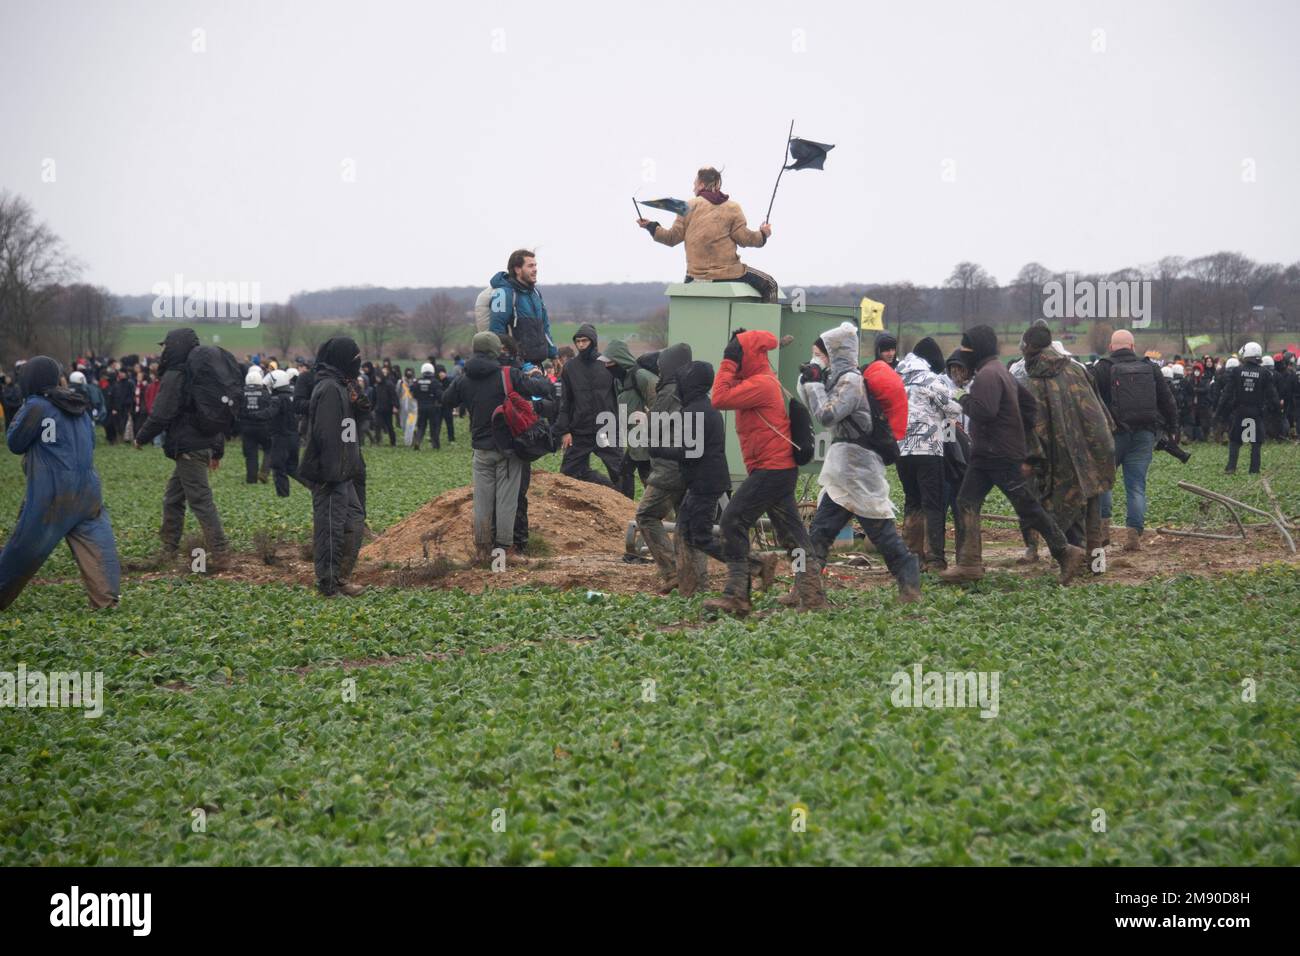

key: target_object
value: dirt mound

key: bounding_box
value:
[358,470,639,566]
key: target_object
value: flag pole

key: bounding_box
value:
[764,119,795,224]
[633,197,643,219]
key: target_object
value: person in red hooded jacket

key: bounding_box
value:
[706,328,821,616]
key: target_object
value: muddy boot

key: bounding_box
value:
[897,552,922,604]
[126,547,179,571]
[257,466,270,484]
[923,515,947,571]
[675,541,699,598]
[776,584,800,607]
[1100,517,1111,547]
[754,553,779,593]
[938,509,985,583]
[703,563,752,617]
[1056,544,1088,584]
[1017,529,1040,564]
[902,512,925,564]
[1122,527,1142,552]
[793,558,828,610]
[204,550,233,574]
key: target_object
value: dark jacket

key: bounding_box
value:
[960,326,1035,464]
[555,323,617,439]
[488,271,556,365]
[441,353,552,450]
[1093,349,1178,434]
[645,343,693,490]
[1218,358,1280,414]
[134,328,224,459]
[299,364,365,484]
[373,374,398,415]
[413,372,444,410]
[652,360,729,495]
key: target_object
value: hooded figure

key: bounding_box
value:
[704,328,814,615]
[1023,342,1116,558]
[799,322,921,602]
[299,336,368,596]
[634,342,703,593]
[895,339,963,570]
[554,323,622,490]
[602,339,658,499]
[1,356,121,610]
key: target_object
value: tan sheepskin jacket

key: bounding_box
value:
[652,196,766,281]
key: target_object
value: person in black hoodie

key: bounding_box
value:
[441,331,552,563]
[939,324,1086,585]
[299,336,368,596]
[0,357,121,609]
[411,362,444,450]
[371,366,399,446]
[133,328,230,569]
[555,323,621,489]
[435,365,456,443]
[649,359,778,600]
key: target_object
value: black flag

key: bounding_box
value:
[640,197,691,216]
[785,138,835,171]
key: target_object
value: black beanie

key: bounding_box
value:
[874,332,898,360]
[1022,324,1053,351]
[946,348,970,373]
[319,336,362,379]
[960,325,999,367]
[17,356,62,398]
[913,336,945,374]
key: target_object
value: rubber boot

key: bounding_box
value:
[1017,529,1040,564]
[675,540,699,598]
[1100,517,1111,547]
[897,552,922,603]
[923,514,947,571]
[703,563,752,617]
[1123,527,1142,552]
[1056,544,1088,584]
[902,512,925,564]
[754,553,779,593]
[794,557,829,610]
[939,508,985,583]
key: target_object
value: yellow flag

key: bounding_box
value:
[859,296,885,331]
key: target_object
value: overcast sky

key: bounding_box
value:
[2,0,1297,301]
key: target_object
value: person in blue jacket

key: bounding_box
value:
[488,249,557,366]
[0,356,121,610]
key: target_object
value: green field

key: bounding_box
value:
[1,439,1297,864]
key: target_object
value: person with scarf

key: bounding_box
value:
[1020,325,1116,568]
[939,325,1087,585]
[799,322,922,603]
[299,336,368,597]
[1,356,121,610]
[636,167,778,302]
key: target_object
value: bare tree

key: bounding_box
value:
[638,306,668,347]
[353,302,405,359]
[0,191,77,362]
[593,297,610,324]
[1154,256,1185,331]
[263,302,303,357]
[409,292,465,357]
[1187,252,1254,352]
[1012,262,1053,322]
[947,262,995,330]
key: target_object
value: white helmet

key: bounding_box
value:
[1241,342,1262,359]
[421,362,436,376]
[1225,357,1240,369]
[268,369,293,390]
[245,366,264,386]
[1051,340,1071,356]
[1172,364,1185,377]
[286,367,300,380]
[1262,355,1274,367]
[69,370,86,385]
[1161,364,1175,379]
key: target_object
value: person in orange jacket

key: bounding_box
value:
[705,328,822,616]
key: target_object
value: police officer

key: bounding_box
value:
[411,362,444,450]
[1221,342,1281,474]
[239,365,273,483]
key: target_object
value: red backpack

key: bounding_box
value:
[494,368,538,436]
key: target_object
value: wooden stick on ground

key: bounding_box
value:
[1260,476,1292,530]
[1177,480,1296,554]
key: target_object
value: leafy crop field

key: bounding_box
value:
[1,438,1298,865]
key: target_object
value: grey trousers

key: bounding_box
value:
[472,448,523,550]
[312,479,364,594]
[160,450,229,553]
[634,481,706,583]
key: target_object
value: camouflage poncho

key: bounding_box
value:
[1023,346,1116,530]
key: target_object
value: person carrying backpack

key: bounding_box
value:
[799,322,921,604]
[441,332,553,564]
[705,328,811,616]
[1092,328,1178,549]
[482,250,557,366]
[411,362,445,450]
[239,365,273,483]
[0,357,122,610]
[132,328,232,570]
